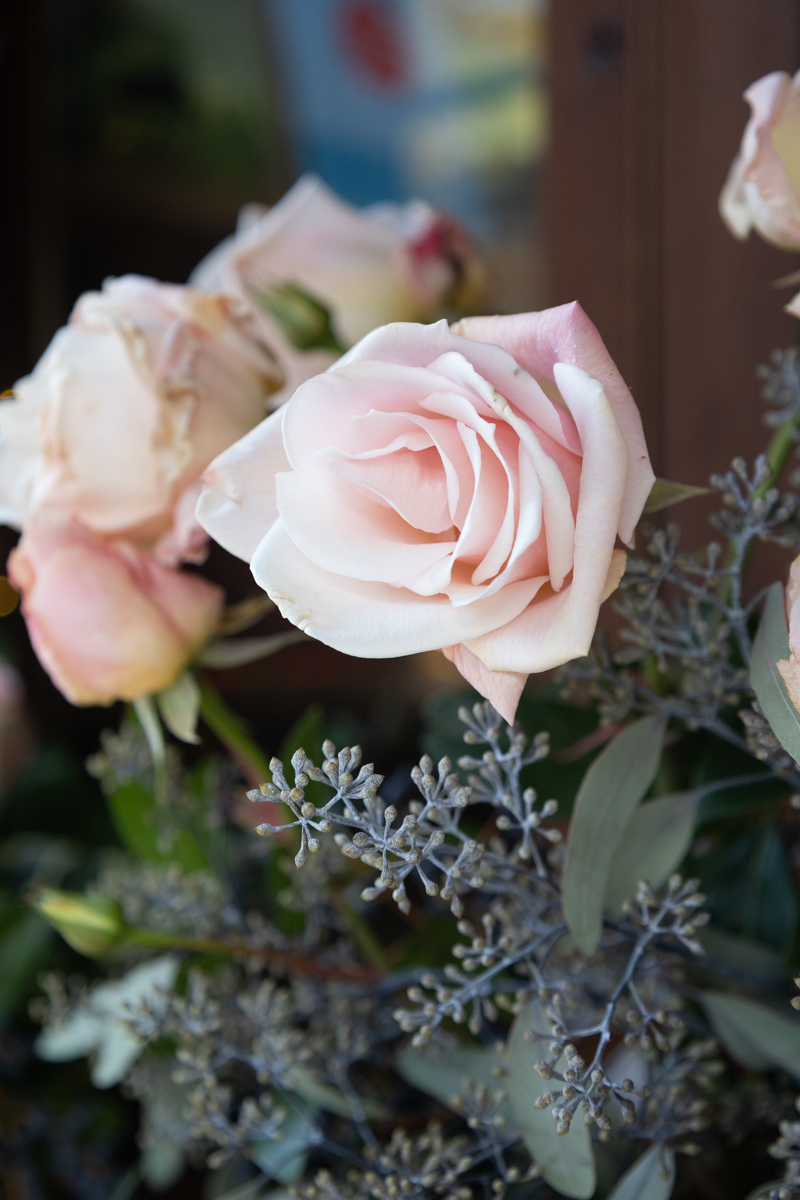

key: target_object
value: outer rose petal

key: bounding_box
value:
[196,407,288,562]
[453,305,653,546]
[441,644,527,726]
[8,516,223,706]
[719,71,800,250]
[0,276,278,557]
[251,521,547,656]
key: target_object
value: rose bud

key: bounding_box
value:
[0,274,283,567]
[720,69,800,250]
[191,174,485,406]
[197,303,653,724]
[8,514,223,706]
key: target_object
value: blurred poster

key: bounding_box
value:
[262,0,548,309]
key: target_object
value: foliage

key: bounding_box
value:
[14,341,800,1198]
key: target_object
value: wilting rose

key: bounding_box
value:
[0,275,282,566]
[191,174,484,406]
[197,304,653,722]
[720,70,800,250]
[8,515,223,706]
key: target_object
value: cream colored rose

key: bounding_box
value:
[720,70,800,250]
[191,174,484,407]
[8,514,223,706]
[197,304,653,722]
[0,275,282,566]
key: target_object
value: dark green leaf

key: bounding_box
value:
[700,991,800,1077]
[607,1145,675,1200]
[0,908,52,1018]
[604,791,699,914]
[750,582,800,764]
[563,715,666,953]
[644,478,711,513]
[506,1002,595,1198]
[107,780,209,872]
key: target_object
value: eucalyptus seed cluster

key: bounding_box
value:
[250,702,561,918]
[560,453,800,784]
[761,1097,800,1200]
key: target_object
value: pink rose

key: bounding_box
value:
[7,515,223,706]
[778,554,800,709]
[720,70,800,250]
[197,304,653,722]
[191,174,484,407]
[0,275,282,566]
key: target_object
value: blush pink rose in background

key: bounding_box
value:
[197,303,654,723]
[0,275,282,567]
[190,174,485,407]
[720,69,800,250]
[7,515,223,706]
[778,553,800,709]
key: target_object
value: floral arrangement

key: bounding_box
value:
[6,73,800,1200]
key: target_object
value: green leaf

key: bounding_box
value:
[396,1046,513,1125]
[256,282,345,353]
[751,582,800,764]
[700,991,800,1077]
[285,1066,388,1120]
[607,1145,675,1200]
[563,715,666,954]
[0,909,52,1018]
[643,478,711,513]
[604,791,699,915]
[157,671,201,744]
[197,631,306,669]
[107,780,209,872]
[698,927,786,984]
[506,1002,595,1198]
[251,1107,316,1184]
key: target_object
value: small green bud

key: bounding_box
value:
[256,282,346,353]
[30,887,126,957]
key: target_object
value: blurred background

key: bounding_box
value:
[0,4,800,1191]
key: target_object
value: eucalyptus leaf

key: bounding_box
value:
[197,632,306,669]
[750,582,800,764]
[563,715,666,954]
[644,478,711,513]
[396,1046,513,1126]
[607,1145,675,1200]
[286,1065,388,1120]
[252,1108,317,1184]
[604,791,699,915]
[157,671,201,744]
[700,991,800,1078]
[506,1002,595,1199]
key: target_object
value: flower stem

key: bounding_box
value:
[197,675,271,788]
[758,410,800,498]
[127,925,381,981]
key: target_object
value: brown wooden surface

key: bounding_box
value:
[550,0,800,529]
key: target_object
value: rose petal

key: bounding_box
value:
[442,643,527,726]
[251,521,546,656]
[454,304,654,546]
[276,450,457,585]
[196,407,288,562]
[463,367,628,673]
